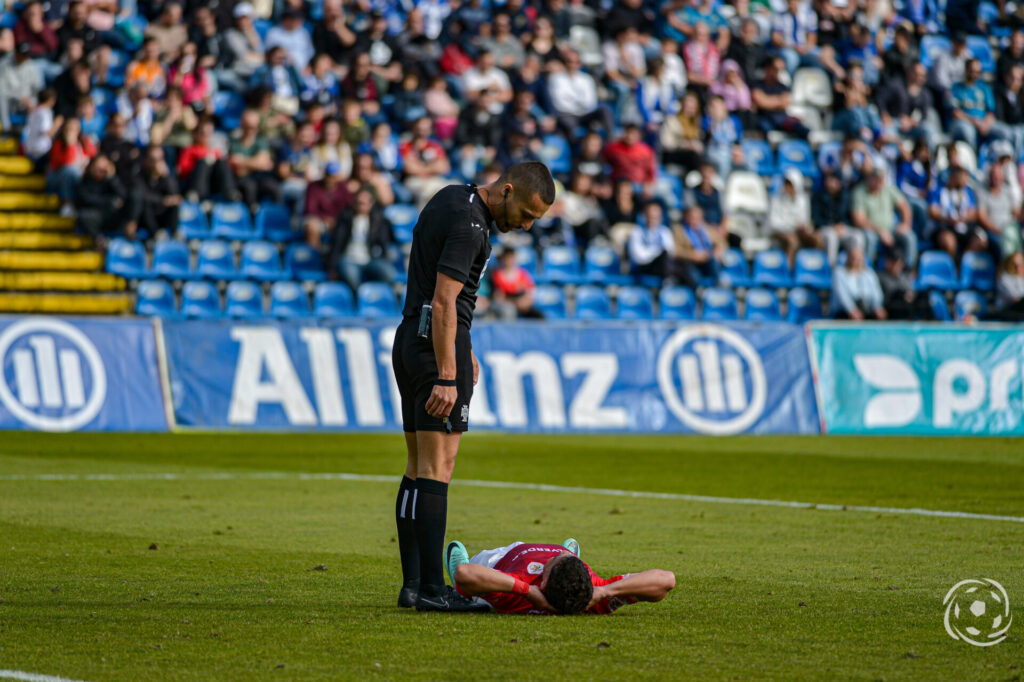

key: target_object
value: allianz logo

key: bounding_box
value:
[854,354,1021,427]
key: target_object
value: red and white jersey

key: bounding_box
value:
[459,542,634,615]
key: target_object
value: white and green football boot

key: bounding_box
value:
[446,540,470,585]
[562,538,581,558]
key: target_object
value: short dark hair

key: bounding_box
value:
[500,161,556,205]
[543,555,593,614]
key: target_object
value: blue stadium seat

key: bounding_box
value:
[742,139,776,176]
[538,134,572,176]
[583,244,630,285]
[744,287,781,321]
[151,239,193,280]
[225,280,265,318]
[659,286,696,319]
[534,284,568,318]
[196,240,240,280]
[785,287,823,323]
[178,201,210,239]
[916,251,960,291]
[954,290,988,320]
[105,238,148,279]
[213,90,244,130]
[967,35,995,74]
[357,282,399,317]
[919,35,951,69]
[211,202,257,240]
[816,140,842,173]
[616,286,654,319]
[256,203,297,242]
[106,49,128,88]
[0,11,17,29]
[793,249,831,290]
[539,245,581,284]
[240,241,287,281]
[384,203,418,244]
[752,249,793,288]
[701,287,739,320]
[180,280,222,319]
[313,282,355,317]
[959,251,995,291]
[929,290,952,321]
[778,139,817,179]
[514,246,539,277]
[286,243,327,281]
[654,173,684,211]
[269,281,310,318]
[719,248,752,288]
[135,279,176,317]
[574,285,612,319]
[91,87,116,116]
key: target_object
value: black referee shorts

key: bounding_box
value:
[392,317,474,433]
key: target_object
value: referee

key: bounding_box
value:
[391,161,556,611]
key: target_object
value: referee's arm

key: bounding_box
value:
[424,273,462,418]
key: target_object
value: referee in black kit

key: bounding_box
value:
[391,161,555,611]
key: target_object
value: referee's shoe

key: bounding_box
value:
[415,585,491,612]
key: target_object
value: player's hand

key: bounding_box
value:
[526,585,558,613]
[471,351,479,386]
[425,384,457,418]
[586,585,607,611]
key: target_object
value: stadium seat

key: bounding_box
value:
[741,139,776,176]
[213,90,244,130]
[105,238,148,279]
[538,134,572,176]
[919,35,951,69]
[785,287,822,323]
[269,281,310,318]
[539,245,581,284]
[916,251,960,291]
[724,171,769,215]
[793,249,831,289]
[356,282,399,317]
[211,202,257,240]
[313,282,355,317]
[255,203,297,242]
[778,140,817,179]
[285,243,327,282]
[954,290,988,320]
[583,244,630,285]
[151,239,193,280]
[967,35,995,74]
[180,280,222,319]
[384,203,418,244]
[719,248,752,288]
[791,67,833,108]
[574,285,612,319]
[514,246,539,277]
[105,49,128,87]
[616,286,654,319]
[752,249,794,288]
[929,290,952,321]
[659,286,696,319]
[816,140,842,173]
[700,287,738,320]
[178,201,211,239]
[225,280,264,318]
[534,284,568,318]
[744,287,782,321]
[91,87,117,116]
[959,251,995,291]
[654,173,684,211]
[135,279,176,317]
[240,241,287,281]
[196,240,240,280]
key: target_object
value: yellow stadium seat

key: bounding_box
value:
[0,193,61,211]
[0,272,125,292]
[0,293,133,314]
[0,250,104,271]
[0,175,45,191]
[0,213,75,230]
[0,232,92,250]
[0,156,34,175]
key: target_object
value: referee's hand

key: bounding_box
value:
[425,384,457,419]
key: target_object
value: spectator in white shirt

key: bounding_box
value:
[547,49,614,141]
[460,50,513,114]
[629,200,675,280]
[266,9,314,71]
[23,87,59,162]
[769,169,822,262]
[831,246,887,319]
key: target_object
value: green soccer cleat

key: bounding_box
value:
[446,540,469,585]
[562,538,581,558]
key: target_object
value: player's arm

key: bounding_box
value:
[589,570,676,609]
[425,272,462,418]
[453,563,557,613]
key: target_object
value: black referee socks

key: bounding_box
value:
[413,477,449,595]
[394,475,419,589]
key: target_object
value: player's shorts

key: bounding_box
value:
[392,316,474,433]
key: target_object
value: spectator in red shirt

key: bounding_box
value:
[47,117,96,204]
[303,160,353,248]
[400,116,450,206]
[490,248,543,319]
[603,123,657,196]
[177,118,241,202]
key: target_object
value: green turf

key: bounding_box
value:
[0,433,1021,681]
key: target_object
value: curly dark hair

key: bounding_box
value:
[543,555,593,614]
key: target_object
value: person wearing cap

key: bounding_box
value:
[266,8,314,70]
[769,169,820,263]
[224,2,266,86]
[852,167,916,265]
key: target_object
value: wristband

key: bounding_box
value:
[511,578,531,595]
[435,378,457,387]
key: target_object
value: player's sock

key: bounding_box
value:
[413,477,448,596]
[394,475,419,588]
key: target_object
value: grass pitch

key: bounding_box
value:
[0,432,1021,681]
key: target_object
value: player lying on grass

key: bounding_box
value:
[445,539,675,614]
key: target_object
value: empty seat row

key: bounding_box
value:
[740,139,818,179]
[916,251,995,292]
[135,280,401,319]
[179,201,300,242]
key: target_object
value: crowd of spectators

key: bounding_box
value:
[2,0,1024,321]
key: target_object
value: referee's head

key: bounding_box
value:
[491,161,556,233]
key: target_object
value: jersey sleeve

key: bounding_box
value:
[437,213,487,284]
